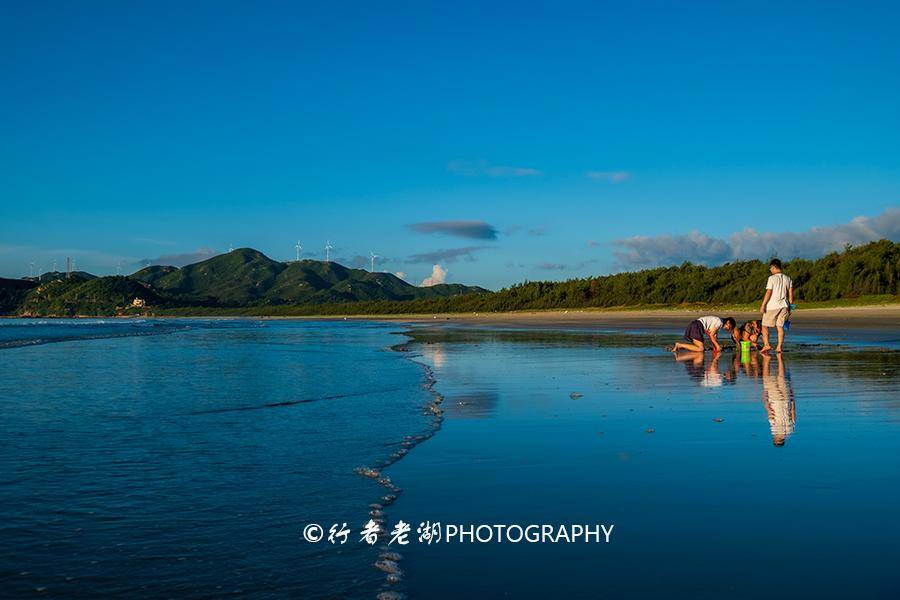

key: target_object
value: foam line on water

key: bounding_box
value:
[183,385,420,415]
[360,337,445,598]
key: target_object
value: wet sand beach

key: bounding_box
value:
[381,318,900,598]
[377,304,900,332]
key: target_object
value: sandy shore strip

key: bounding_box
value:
[346,304,900,331]
[8,304,899,330]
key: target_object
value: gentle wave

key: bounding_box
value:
[0,319,194,349]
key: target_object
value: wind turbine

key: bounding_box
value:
[116,261,122,276]
[29,261,35,278]
[370,252,379,272]
[229,243,234,252]
[325,240,333,263]
[295,241,302,261]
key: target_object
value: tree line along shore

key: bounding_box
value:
[1,240,897,318]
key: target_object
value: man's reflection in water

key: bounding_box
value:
[761,354,796,446]
[675,351,797,445]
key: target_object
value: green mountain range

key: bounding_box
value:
[3,248,488,316]
[2,241,897,317]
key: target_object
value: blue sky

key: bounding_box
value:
[2,1,899,288]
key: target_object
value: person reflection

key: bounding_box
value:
[761,354,796,446]
[675,352,726,387]
[675,350,705,381]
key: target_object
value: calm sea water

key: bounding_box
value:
[2,318,899,598]
[0,319,437,599]
[389,326,900,598]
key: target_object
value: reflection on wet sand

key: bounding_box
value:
[395,326,900,598]
[447,391,501,418]
[762,354,796,446]
[674,352,728,387]
[419,342,447,368]
[675,351,797,445]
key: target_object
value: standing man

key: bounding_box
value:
[760,258,793,354]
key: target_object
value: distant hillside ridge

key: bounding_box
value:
[6,248,489,316]
[18,276,171,316]
[129,248,488,307]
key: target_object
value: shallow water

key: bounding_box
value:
[2,319,898,598]
[0,319,436,598]
[387,327,900,598]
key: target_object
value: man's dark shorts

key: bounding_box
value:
[684,320,705,343]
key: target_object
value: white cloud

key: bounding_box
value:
[613,208,900,268]
[586,171,631,183]
[394,271,407,281]
[448,160,542,178]
[420,264,448,287]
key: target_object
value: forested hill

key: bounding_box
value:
[128,248,487,305]
[199,239,898,316]
[4,248,488,316]
[1,240,897,316]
